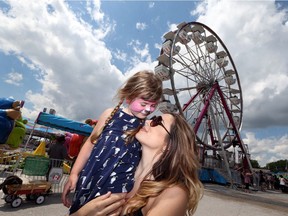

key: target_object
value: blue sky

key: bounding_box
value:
[1,0,288,166]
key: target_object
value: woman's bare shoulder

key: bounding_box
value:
[160,184,188,199]
[145,185,188,216]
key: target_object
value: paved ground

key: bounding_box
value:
[0,183,287,216]
[0,192,67,216]
[194,184,288,216]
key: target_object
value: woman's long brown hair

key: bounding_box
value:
[126,113,203,215]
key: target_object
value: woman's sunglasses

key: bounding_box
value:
[150,116,171,136]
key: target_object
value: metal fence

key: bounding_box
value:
[0,148,71,194]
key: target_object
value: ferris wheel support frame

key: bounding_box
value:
[182,81,252,174]
[208,105,232,182]
[216,83,253,172]
[183,82,252,173]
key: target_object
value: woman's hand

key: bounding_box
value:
[71,192,126,216]
[62,174,78,207]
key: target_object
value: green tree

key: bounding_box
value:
[250,159,260,168]
[266,159,287,172]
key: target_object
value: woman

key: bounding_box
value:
[69,113,203,216]
[242,169,252,193]
[279,175,287,192]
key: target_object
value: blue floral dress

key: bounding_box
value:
[69,109,142,214]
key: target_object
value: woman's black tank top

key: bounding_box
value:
[124,208,143,216]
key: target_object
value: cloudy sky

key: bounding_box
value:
[0,0,288,166]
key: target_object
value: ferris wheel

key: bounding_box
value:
[155,22,252,180]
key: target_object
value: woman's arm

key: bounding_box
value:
[71,192,126,216]
[144,186,188,216]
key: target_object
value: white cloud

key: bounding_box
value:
[0,0,157,122]
[4,72,23,86]
[243,132,288,166]
[119,39,156,77]
[0,0,123,121]
[113,49,127,61]
[86,0,104,22]
[148,2,155,8]
[154,42,162,51]
[166,22,178,32]
[136,22,147,30]
[127,40,153,67]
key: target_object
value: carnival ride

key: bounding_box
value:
[24,111,94,155]
[0,98,26,149]
[0,109,95,201]
[155,22,252,185]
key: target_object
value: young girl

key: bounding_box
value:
[62,70,163,215]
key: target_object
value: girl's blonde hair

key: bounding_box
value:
[91,70,163,144]
[126,113,203,215]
